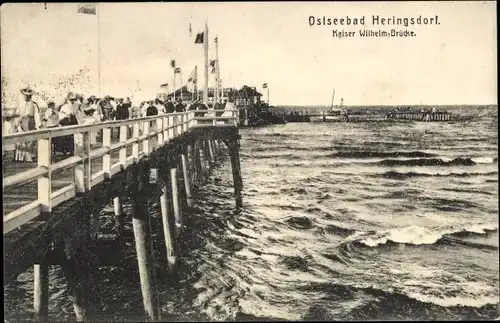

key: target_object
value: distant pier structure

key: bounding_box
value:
[385,110,454,122]
[3,109,242,321]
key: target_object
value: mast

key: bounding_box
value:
[215,36,220,104]
[330,88,335,110]
[203,21,209,105]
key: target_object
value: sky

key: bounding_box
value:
[1,2,497,106]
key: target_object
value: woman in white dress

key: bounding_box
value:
[81,97,100,146]
[3,106,19,158]
[14,87,41,162]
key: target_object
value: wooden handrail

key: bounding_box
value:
[3,109,239,234]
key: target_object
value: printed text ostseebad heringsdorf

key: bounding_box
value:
[308,15,440,27]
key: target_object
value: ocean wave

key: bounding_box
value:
[379,170,498,179]
[330,151,438,159]
[301,282,499,319]
[353,224,498,248]
[379,157,479,167]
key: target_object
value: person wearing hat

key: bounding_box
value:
[100,95,114,121]
[43,101,60,156]
[115,97,130,121]
[165,97,175,114]
[2,105,20,155]
[56,92,79,155]
[14,86,41,162]
[174,98,185,113]
[43,101,59,128]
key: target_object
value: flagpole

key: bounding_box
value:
[173,69,176,101]
[215,36,220,104]
[203,21,209,105]
[97,3,101,97]
[180,71,183,101]
[195,65,198,101]
[267,87,270,105]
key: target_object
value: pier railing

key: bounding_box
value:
[2,109,239,234]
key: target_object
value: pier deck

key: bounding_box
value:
[3,110,243,321]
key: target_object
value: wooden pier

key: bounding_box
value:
[3,109,242,321]
[271,110,456,123]
[385,111,454,122]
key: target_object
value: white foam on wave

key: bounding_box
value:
[404,280,499,308]
[471,157,497,164]
[358,223,498,247]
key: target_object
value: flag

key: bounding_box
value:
[78,3,96,15]
[263,83,268,88]
[174,67,181,74]
[194,32,204,44]
[209,60,216,68]
[211,68,216,74]
[214,36,218,43]
[170,60,176,68]
[187,67,197,84]
[160,83,168,88]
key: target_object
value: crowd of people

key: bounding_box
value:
[3,86,236,163]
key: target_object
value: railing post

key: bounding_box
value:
[163,116,169,143]
[184,112,189,132]
[102,128,112,175]
[119,125,128,166]
[143,121,150,155]
[178,114,182,135]
[74,131,91,193]
[156,118,164,146]
[169,115,175,139]
[132,123,140,160]
[38,137,52,213]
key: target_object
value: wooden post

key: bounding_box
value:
[199,148,206,181]
[208,140,215,165]
[170,167,182,235]
[215,140,221,156]
[186,145,195,188]
[130,163,161,321]
[226,138,243,207]
[62,205,100,321]
[181,154,194,207]
[33,258,49,321]
[113,196,124,237]
[159,161,177,269]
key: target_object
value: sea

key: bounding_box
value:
[4,105,499,321]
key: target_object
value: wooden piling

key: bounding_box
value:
[208,140,215,164]
[170,167,182,236]
[159,163,177,269]
[186,144,196,188]
[33,258,49,321]
[199,148,207,181]
[130,163,161,321]
[181,154,194,207]
[113,196,125,237]
[227,139,243,207]
[61,207,100,322]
